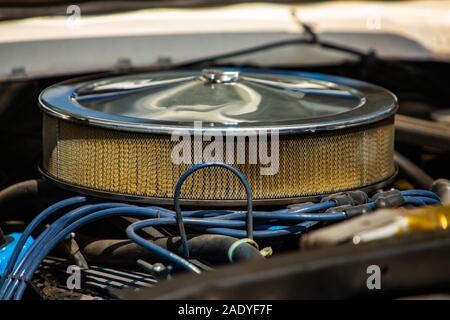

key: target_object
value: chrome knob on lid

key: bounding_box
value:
[201,69,240,84]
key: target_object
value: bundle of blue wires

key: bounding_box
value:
[0,163,441,300]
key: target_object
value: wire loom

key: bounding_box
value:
[0,163,441,300]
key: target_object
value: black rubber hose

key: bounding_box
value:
[0,179,41,201]
[0,179,72,219]
[0,227,6,247]
[394,152,434,190]
[79,234,264,267]
[395,114,450,151]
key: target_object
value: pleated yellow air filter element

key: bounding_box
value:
[39,69,398,205]
[42,114,395,203]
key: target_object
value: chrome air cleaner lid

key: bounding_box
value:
[39,69,397,134]
[40,69,398,205]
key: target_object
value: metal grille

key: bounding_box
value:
[35,257,156,300]
[42,114,395,203]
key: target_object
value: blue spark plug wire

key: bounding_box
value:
[173,162,254,258]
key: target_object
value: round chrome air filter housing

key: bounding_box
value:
[39,69,398,205]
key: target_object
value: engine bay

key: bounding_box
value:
[1,1,450,302]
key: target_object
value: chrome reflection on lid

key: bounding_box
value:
[202,69,241,84]
[39,69,398,134]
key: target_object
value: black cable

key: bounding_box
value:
[176,38,315,68]
[52,20,371,78]
[175,22,371,68]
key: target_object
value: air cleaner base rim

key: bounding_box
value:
[39,166,398,207]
